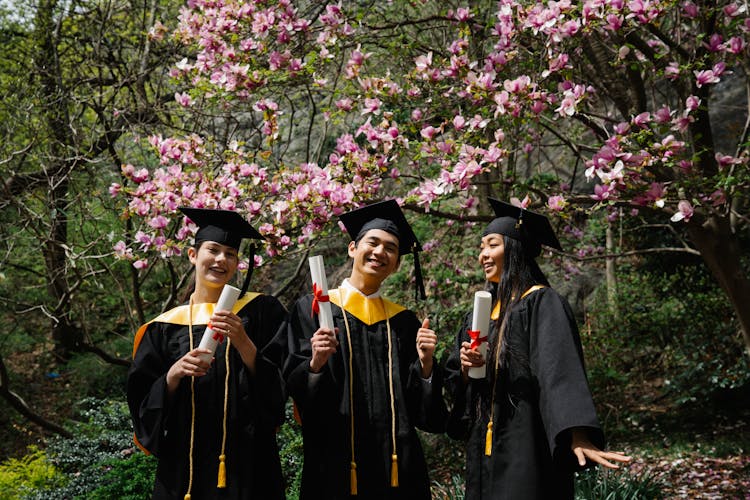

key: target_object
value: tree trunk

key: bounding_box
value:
[688,215,750,355]
[606,221,618,318]
[35,0,82,360]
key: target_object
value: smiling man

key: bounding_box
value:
[282,200,447,500]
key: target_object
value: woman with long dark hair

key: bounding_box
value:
[445,198,630,499]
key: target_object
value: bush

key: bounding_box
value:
[278,402,304,500]
[86,453,156,499]
[22,397,142,499]
[584,263,748,405]
[0,447,66,500]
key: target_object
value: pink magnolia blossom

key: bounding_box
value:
[725,36,746,54]
[133,259,149,270]
[420,126,439,140]
[670,200,694,222]
[723,3,742,18]
[175,92,193,107]
[681,1,699,18]
[694,69,720,87]
[453,115,466,131]
[510,195,530,208]
[705,34,724,52]
[547,195,566,211]
[664,61,680,79]
[591,184,611,201]
[113,240,133,259]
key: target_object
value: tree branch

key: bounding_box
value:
[79,343,130,367]
[0,354,73,438]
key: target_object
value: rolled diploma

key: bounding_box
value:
[197,284,241,362]
[468,290,492,379]
[309,255,334,331]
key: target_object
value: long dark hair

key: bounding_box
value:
[489,235,550,366]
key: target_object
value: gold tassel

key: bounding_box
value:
[184,495,191,500]
[217,454,226,488]
[350,461,358,495]
[390,454,399,487]
[485,421,494,456]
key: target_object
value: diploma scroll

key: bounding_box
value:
[308,255,334,331]
[468,290,492,379]
[197,284,241,362]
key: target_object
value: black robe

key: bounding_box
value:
[445,287,605,500]
[283,287,447,500]
[127,293,287,500]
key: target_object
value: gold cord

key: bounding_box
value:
[185,296,196,500]
[218,338,231,488]
[339,289,358,495]
[384,299,398,488]
[339,289,399,492]
[485,320,502,457]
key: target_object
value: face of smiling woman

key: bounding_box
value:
[188,240,239,293]
[478,233,505,283]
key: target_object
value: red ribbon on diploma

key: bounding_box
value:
[208,322,225,343]
[311,283,330,318]
[468,329,487,349]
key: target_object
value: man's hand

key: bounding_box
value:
[417,318,437,378]
[309,327,339,373]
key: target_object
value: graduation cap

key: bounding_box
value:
[339,200,426,300]
[179,207,265,297]
[484,198,563,256]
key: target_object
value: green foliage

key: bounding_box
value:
[0,447,66,500]
[278,402,304,500]
[575,467,665,499]
[431,473,465,500]
[22,398,142,499]
[584,261,748,405]
[86,453,156,500]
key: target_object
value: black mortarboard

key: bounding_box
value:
[179,207,265,297]
[339,200,426,300]
[484,198,562,256]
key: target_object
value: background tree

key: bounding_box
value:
[0,0,182,433]
[114,0,749,354]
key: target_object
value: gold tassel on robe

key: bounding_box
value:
[350,461,358,495]
[390,454,399,487]
[217,454,227,488]
[485,421,493,456]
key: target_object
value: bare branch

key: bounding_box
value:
[0,354,73,438]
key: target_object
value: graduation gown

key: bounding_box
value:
[283,287,447,500]
[445,287,605,500]
[127,293,287,500]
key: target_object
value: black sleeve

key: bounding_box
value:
[241,295,289,429]
[529,289,605,466]
[401,312,448,434]
[126,323,176,456]
[282,295,339,421]
[444,311,475,440]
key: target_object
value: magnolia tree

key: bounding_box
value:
[112,0,750,352]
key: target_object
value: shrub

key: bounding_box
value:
[0,447,66,500]
[86,453,157,499]
[22,397,141,499]
[278,402,304,500]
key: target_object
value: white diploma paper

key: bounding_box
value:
[308,255,334,331]
[198,284,241,362]
[468,290,492,379]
